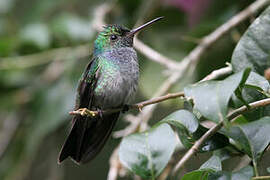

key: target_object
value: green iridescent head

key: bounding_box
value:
[94,25,132,55]
[93,17,164,55]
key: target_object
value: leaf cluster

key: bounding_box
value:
[119,6,270,179]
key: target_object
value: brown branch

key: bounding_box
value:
[69,91,185,116]
[136,92,185,107]
[172,98,270,175]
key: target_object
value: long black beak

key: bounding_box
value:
[129,16,163,36]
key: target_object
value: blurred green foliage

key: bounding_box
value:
[0,0,269,180]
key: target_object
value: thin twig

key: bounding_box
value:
[136,92,185,108]
[172,98,270,175]
[69,91,185,116]
[200,63,232,82]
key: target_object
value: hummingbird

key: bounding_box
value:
[58,17,163,164]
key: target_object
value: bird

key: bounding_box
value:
[58,17,163,164]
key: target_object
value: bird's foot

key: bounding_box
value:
[122,104,130,113]
[76,108,97,117]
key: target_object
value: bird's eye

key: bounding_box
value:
[110,35,117,41]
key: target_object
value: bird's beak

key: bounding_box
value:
[129,16,163,36]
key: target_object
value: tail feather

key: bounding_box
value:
[58,112,119,164]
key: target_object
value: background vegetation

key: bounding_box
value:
[0,0,270,179]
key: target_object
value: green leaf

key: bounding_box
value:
[182,163,253,180]
[160,110,229,152]
[231,6,270,75]
[119,124,176,179]
[239,117,270,161]
[184,69,250,123]
[231,72,270,123]
[159,110,199,151]
[208,166,253,180]
[200,155,222,171]
[160,110,199,133]
[231,166,254,180]
[181,170,210,180]
[222,126,251,157]
[223,117,270,162]
[245,72,270,93]
[181,155,221,180]
[232,72,270,108]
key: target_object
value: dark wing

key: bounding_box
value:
[75,57,100,111]
[58,57,120,164]
[58,58,100,163]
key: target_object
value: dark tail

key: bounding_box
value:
[58,112,119,164]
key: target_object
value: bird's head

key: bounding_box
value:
[94,17,163,55]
